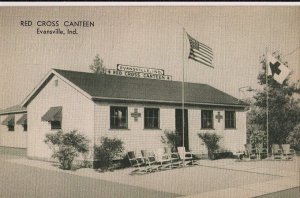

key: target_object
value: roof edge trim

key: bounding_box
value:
[21,69,92,107]
[91,96,248,108]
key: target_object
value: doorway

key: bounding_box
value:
[175,109,189,150]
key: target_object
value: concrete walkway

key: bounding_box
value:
[184,158,300,197]
[5,156,300,197]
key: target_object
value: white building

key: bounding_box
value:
[0,105,27,149]
[17,68,248,163]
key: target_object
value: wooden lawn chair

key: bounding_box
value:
[281,144,295,160]
[177,147,196,165]
[164,147,183,168]
[244,144,257,160]
[256,144,268,159]
[141,150,160,172]
[127,151,144,167]
[153,148,172,170]
[271,144,283,160]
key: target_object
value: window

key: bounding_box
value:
[51,121,61,130]
[110,106,128,129]
[23,124,27,132]
[8,125,14,131]
[144,108,159,129]
[225,111,236,129]
[41,106,62,130]
[201,110,213,129]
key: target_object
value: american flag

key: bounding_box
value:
[187,34,213,68]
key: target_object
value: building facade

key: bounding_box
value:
[0,105,27,149]
[18,68,248,162]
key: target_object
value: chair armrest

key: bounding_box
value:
[290,149,296,154]
[185,152,193,158]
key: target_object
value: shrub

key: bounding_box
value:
[286,124,300,150]
[94,137,124,170]
[198,133,222,160]
[161,130,182,152]
[44,130,90,170]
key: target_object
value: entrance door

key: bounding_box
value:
[175,109,189,150]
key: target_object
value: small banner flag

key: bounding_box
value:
[267,53,290,84]
[187,33,213,68]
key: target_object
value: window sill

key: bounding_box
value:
[143,128,161,130]
[200,128,215,130]
[109,128,130,130]
[224,128,237,130]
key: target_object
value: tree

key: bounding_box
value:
[44,130,90,170]
[286,124,300,150]
[248,51,300,148]
[89,54,106,74]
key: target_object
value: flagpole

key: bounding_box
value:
[265,47,269,158]
[182,27,185,155]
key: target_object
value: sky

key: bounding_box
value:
[0,6,299,109]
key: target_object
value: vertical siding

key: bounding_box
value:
[94,102,175,154]
[94,103,247,155]
[189,108,247,154]
[0,114,27,148]
[27,75,94,161]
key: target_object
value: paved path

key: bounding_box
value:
[1,154,299,197]
[0,156,179,198]
[183,158,300,197]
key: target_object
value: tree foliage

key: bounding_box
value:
[44,130,90,170]
[248,51,300,147]
[161,130,182,152]
[286,124,300,150]
[198,133,222,160]
[89,54,106,74]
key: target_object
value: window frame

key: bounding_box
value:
[201,110,214,129]
[23,124,28,132]
[50,121,61,130]
[110,106,128,129]
[225,110,236,129]
[8,125,15,132]
[144,108,160,129]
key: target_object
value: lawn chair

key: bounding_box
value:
[177,147,196,165]
[127,151,144,168]
[281,144,295,160]
[256,144,268,159]
[164,147,183,168]
[153,148,172,170]
[271,144,283,160]
[244,144,257,160]
[141,150,160,172]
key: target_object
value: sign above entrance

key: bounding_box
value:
[105,64,172,81]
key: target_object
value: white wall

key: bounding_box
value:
[94,102,247,156]
[0,113,27,148]
[27,75,94,161]
[189,108,247,154]
[94,102,175,156]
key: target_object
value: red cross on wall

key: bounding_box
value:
[131,108,141,122]
[215,112,223,123]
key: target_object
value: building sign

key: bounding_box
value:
[105,64,172,81]
[117,64,164,75]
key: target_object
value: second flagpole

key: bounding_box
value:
[182,27,185,162]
